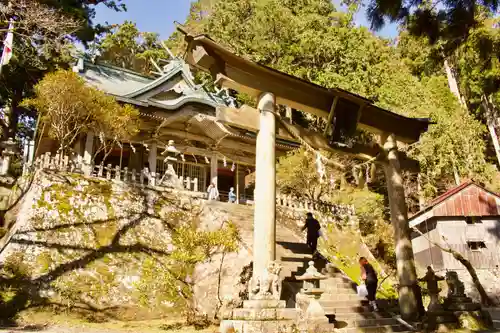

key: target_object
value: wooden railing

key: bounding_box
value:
[26,152,200,193]
[275,193,355,217]
[25,152,355,217]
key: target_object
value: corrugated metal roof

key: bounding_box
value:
[409,181,500,225]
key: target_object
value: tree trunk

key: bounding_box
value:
[451,251,493,306]
[417,173,425,210]
[444,59,466,108]
[452,163,461,186]
[482,94,500,167]
[381,134,421,321]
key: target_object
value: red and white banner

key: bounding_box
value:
[1,19,14,66]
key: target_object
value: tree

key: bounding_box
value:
[276,148,343,202]
[92,96,140,165]
[0,0,126,157]
[1,0,127,43]
[22,69,140,160]
[98,21,169,74]
[362,0,499,55]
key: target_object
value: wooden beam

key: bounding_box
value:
[216,105,298,142]
[323,96,339,136]
[183,35,430,144]
[153,110,198,137]
[171,144,255,166]
[154,127,259,155]
[192,45,217,71]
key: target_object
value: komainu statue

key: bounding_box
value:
[249,261,282,300]
[445,271,465,298]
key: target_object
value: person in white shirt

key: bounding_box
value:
[207,182,219,200]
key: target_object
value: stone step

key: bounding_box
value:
[321,286,358,294]
[333,312,393,320]
[319,294,364,303]
[322,282,358,289]
[335,324,410,333]
[334,317,400,328]
[322,277,358,285]
[324,305,373,314]
[493,320,500,329]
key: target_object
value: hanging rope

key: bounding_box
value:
[274,114,378,182]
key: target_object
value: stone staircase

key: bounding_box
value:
[319,272,410,333]
[205,200,413,332]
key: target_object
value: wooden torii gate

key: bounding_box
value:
[179,29,431,321]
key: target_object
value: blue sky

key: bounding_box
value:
[93,0,398,40]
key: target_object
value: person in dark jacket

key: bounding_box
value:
[301,212,321,254]
[359,257,378,311]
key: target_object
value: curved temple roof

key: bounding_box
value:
[179,30,431,144]
[74,58,228,111]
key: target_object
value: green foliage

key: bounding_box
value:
[2,252,30,279]
[181,0,495,199]
[135,221,239,310]
[455,18,500,106]
[363,0,499,57]
[22,69,140,158]
[330,186,396,269]
[276,148,344,201]
[320,224,397,299]
[0,0,126,145]
[408,76,495,198]
[98,21,170,74]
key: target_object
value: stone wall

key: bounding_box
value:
[0,171,252,319]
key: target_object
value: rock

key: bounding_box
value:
[0,171,252,320]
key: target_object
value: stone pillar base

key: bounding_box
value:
[243,299,286,309]
[221,299,301,333]
[220,319,297,333]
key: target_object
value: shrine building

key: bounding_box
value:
[34,57,302,202]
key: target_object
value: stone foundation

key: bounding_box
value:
[221,301,300,333]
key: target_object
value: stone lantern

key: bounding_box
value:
[0,138,18,176]
[295,261,329,325]
[159,140,183,189]
[163,140,179,163]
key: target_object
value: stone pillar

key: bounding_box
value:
[148,142,157,186]
[27,140,35,165]
[210,153,218,186]
[236,163,240,204]
[83,131,94,175]
[73,136,83,166]
[0,155,9,175]
[252,92,277,283]
[381,134,420,321]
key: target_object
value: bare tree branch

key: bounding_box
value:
[412,226,494,306]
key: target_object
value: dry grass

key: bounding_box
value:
[6,309,219,333]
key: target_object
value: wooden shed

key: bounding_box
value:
[409,181,500,271]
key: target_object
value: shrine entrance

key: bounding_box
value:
[217,168,235,202]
